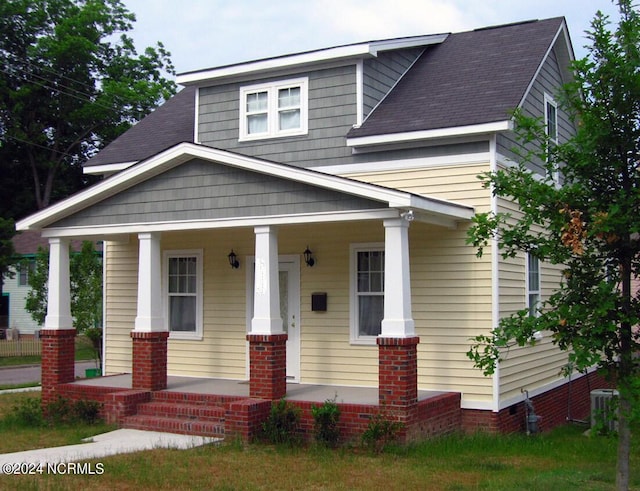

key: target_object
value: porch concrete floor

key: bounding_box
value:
[72,373,447,405]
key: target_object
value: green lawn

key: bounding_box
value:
[0,392,637,490]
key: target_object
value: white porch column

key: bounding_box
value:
[380,217,415,337]
[44,237,73,330]
[251,225,283,334]
[134,232,165,332]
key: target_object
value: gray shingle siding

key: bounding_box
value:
[198,65,357,168]
[50,159,386,228]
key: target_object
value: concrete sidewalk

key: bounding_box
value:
[0,429,219,470]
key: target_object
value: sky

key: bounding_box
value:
[120,0,623,80]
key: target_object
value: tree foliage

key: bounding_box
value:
[0,0,176,218]
[26,241,102,335]
[466,2,639,489]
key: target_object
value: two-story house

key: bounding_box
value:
[16,17,609,441]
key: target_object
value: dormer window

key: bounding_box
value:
[239,78,308,141]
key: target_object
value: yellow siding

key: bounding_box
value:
[343,163,492,212]
[496,197,569,404]
[104,238,137,374]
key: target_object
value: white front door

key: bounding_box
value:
[247,255,300,381]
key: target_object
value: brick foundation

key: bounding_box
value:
[131,331,169,391]
[246,333,287,400]
[40,329,76,407]
[461,370,613,433]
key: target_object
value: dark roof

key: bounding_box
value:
[12,230,102,255]
[83,85,196,168]
[348,18,565,139]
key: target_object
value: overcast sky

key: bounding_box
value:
[121,0,622,80]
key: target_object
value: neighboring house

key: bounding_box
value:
[16,18,610,440]
[4,231,49,337]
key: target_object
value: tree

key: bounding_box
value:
[0,0,176,218]
[465,2,639,489]
[26,240,102,334]
[25,246,50,326]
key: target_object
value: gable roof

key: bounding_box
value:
[18,143,474,234]
[83,85,196,173]
[347,17,569,141]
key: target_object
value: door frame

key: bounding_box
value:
[245,254,301,381]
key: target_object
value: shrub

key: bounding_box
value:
[311,396,341,447]
[45,396,102,425]
[361,412,404,453]
[10,396,44,427]
[261,398,301,445]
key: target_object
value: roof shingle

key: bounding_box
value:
[348,18,566,138]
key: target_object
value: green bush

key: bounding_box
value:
[45,396,102,425]
[311,396,341,447]
[9,396,44,427]
[361,412,404,453]
[261,398,301,445]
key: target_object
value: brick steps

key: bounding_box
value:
[121,392,231,437]
[135,401,226,422]
[122,414,225,437]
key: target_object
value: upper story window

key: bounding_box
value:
[544,93,559,181]
[526,253,540,317]
[164,250,203,340]
[350,244,385,344]
[239,78,308,141]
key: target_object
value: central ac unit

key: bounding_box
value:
[590,389,619,432]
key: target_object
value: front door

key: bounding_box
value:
[247,255,301,381]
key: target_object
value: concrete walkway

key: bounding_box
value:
[0,429,219,471]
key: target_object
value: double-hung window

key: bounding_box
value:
[527,253,540,317]
[544,93,559,181]
[351,245,385,343]
[239,78,308,141]
[165,250,203,339]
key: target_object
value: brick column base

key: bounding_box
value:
[131,331,169,391]
[247,333,287,400]
[40,329,77,407]
[377,336,420,408]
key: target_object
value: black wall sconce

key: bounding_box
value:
[303,246,315,267]
[228,249,240,269]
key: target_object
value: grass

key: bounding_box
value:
[0,390,637,490]
[0,381,40,390]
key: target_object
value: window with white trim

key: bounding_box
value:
[526,253,540,317]
[544,93,559,180]
[239,78,308,141]
[350,244,384,343]
[164,250,203,339]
